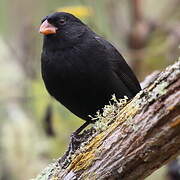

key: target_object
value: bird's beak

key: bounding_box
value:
[39,20,57,35]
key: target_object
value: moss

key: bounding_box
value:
[147,82,168,102]
[92,95,129,132]
[32,162,57,180]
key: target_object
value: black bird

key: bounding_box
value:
[39,12,141,134]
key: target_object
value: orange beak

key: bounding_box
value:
[39,20,57,35]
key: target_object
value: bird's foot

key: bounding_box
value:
[60,132,83,168]
[59,121,92,168]
[69,132,82,153]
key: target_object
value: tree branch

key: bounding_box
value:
[34,60,180,180]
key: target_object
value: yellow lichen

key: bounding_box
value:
[51,176,58,180]
[170,117,180,128]
[167,105,175,111]
[69,131,105,171]
[68,96,140,172]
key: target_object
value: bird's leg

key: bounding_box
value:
[72,121,90,138]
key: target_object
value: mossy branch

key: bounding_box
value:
[34,60,180,180]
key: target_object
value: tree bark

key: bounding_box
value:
[34,60,180,180]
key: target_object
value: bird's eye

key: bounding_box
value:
[59,18,66,25]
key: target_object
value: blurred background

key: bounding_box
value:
[0,0,179,179]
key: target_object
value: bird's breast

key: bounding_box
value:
[41,49,96,96]
[41,46,112,120]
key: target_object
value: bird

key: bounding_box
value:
[39,12,141,134]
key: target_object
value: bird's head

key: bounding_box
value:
[39,12,87,48]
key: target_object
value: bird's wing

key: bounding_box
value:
[94,36,141,97]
